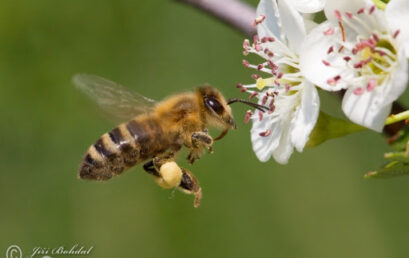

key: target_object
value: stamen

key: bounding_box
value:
[369,5,375,15]
[334,10,342,21]
[244,110,253,124]
[353,87,364,95]
[249,91,258,99]
[324,27,335,36]
[251,74,260,80]
[339,22,346,42]
[345,12,353,19]
[357,8,365,14]
[259,129,271,137]
[254,15,266,26]
[258,111,263,121]
[366,78,376,91]
[393,30,400,39]
[242,60,250,68]
[261,95,268,105]
[327,46,334,54]
[322,60,331,66]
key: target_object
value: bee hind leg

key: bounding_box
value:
[178,168,202,208]
[143,160,160,177]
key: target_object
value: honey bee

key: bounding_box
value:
[74,74,268,207]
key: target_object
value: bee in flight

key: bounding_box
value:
[73,74,268,207]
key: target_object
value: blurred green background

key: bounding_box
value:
[1,1,409,258]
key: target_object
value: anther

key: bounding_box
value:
[367,78,376,91]
[249,91,258,99]
[357,8,365,14]
[334,10,342,21]
[322,60,331,66]
[369,5,375,14]
[258,111,263,121]
[323,28,335,36]
[285,83,291,92]
[251,74,260,80]
[353,87,364,95]
[259,129,271,137]
[261,95,268,105]
[242,60,250,68]
[236,83,243,88]
[254,15,266,26]
[327,46,334,54]
[394,30,400,39]
[343,56,351,62]
[244,110,253,124]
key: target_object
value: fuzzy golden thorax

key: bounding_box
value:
[195,86,236,130]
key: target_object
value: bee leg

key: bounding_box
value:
[187,131,214,164]
[143,160,160,177]
[152,152,176,171]
[178,168,202,208]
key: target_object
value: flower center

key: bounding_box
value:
[322,5,400,94]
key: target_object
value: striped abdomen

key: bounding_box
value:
[79,117,169,181]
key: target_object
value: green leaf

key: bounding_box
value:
[364,161,409,178]
[307,112,366,148]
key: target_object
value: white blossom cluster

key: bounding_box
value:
[239,0,409,164]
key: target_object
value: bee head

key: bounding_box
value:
[197,86,237,131]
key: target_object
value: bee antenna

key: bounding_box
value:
[227,98,269,112]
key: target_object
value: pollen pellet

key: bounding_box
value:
[154,161,183,189]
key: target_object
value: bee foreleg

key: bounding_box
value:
[192,131,213,147]
[178,168,202,208]
[187,131,214,164]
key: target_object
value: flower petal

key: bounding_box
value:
[256,0,282,39]
[287,0,326,13]
[277,0,306,52]
[342,49,408,132]
[385,0,409,58]
[272,120,294,164]
[324,0,371,21]
[380,48,409,105]
[251,113,282,162]
[342,88,391,132]
[299,22,351,91]
[290,82,320,152]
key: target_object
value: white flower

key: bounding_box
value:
[239,0,320,164]
[286,0,326,13]
[300,0,409,132]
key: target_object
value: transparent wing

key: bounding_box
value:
[73,74,156,121]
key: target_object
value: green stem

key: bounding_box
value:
[385,110,409,125]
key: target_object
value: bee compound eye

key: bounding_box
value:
[205,98,223,114]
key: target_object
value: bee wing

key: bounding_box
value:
[73,74,156,121]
